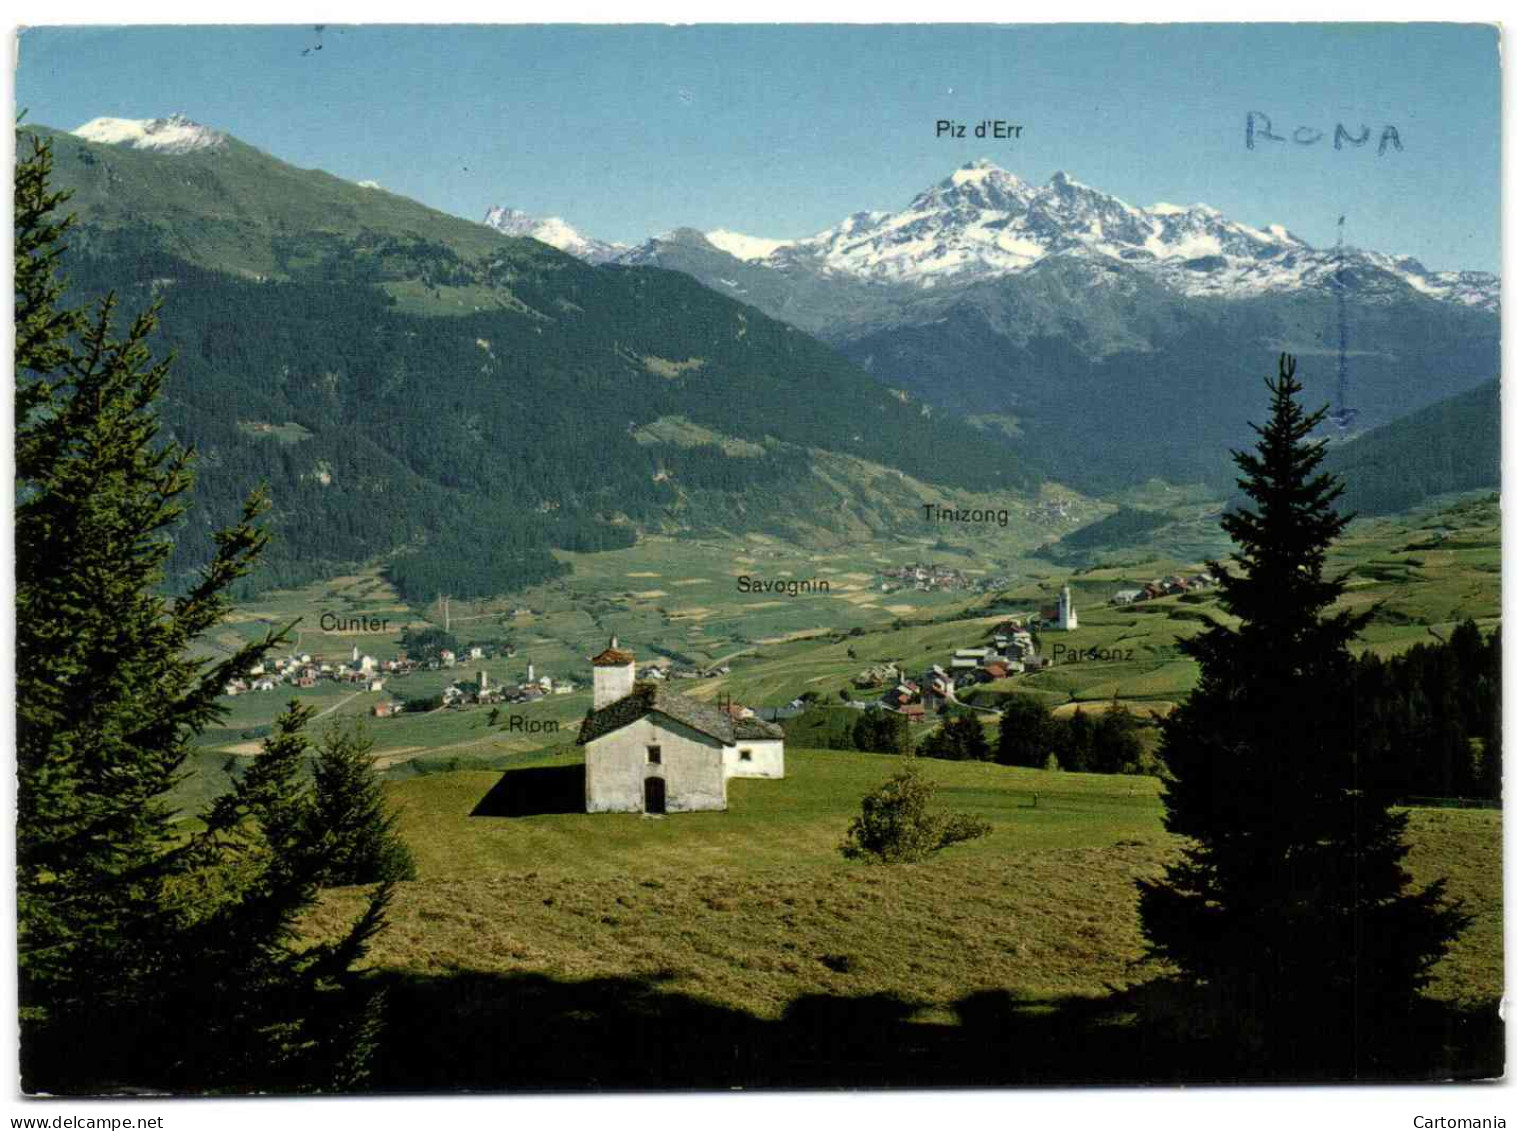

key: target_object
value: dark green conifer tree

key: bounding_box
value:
[17,128,280,1088]
[851,705,912,755]
[308,720,418,885]
[1475,627,1502,798]
[1138,355,1468,1064]
[919,716,973,760]
[16,131,391,1093]
[941,713,991,761]
[1090,702,1144,774]
[167,703,393,1091]
[996,694,1053,767]
[1060,708,1095,772]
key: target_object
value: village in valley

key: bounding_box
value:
[209,554,1229,767]
[849,571,1218,723]
[219,628,748,722]
[874,560,1014,595]
[220,639,583,717]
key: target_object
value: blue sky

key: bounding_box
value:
[16,23,1502,270]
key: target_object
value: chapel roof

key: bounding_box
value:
[576,683,784,747]
[731,715,785,740]
[591,635,635,666]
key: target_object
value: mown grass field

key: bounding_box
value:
[307,750,1502,1028]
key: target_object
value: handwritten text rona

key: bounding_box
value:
[1246,111,1402,155]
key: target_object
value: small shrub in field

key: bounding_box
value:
[839,759,991,864]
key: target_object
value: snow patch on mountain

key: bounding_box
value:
[73,114,226,154]
[481,206,627,264]
[705,229,795,261]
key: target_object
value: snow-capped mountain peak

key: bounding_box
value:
[909,159,1036,215]
[72,114,226,154]
[713,161,1496,311]
[948,157,1023,188]
[477,159,1495,314]
[481,206,627,264]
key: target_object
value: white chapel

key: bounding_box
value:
[575,638,784,814]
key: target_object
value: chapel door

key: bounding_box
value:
[644,776,666,815]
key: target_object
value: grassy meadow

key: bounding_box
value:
[310,751,1173,1016]
[301,749,1503,1087]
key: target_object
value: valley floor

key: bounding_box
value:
[191,493,1499,775]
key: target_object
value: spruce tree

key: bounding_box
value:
[940,713,990,761]
[1475,627,1502,798]
[1090,702,1144,774]
[851,705,911,754]
[919,715,983,761]
[1138,355,1467,1065]
[996,694,1052,767]
[15,130,392,1093]
[308,720,417,885]
[1060,708,1094,772]
[17,128,280,1085]
[165,704,396,1092]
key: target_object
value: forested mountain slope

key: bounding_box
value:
[612,164,1500,492]
[1323,379,1500,516]
[30,123,1039,601]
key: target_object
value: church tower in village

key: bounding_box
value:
[591,636,637,708]
[1057,585,1078,630]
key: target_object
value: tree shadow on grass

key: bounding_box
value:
[368,967,1503,1092]
[471,763,585,818]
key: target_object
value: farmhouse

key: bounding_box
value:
[576,638,784,814]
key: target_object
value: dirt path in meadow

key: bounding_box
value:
[313,690,367,721]
[219,689,370,756]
